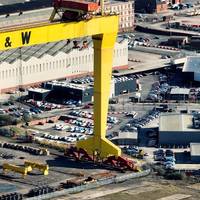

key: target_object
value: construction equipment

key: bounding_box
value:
[50,0,100,21]
[65,147,94,161]
[103,156,139,172]
[0,0,122,163]
[24,161,49,175]
[65,147,139,171]
[2,163,29,178]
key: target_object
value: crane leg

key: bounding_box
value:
[77,33,121,159]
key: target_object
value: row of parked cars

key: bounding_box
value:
[62,99,82,106]
[71,76,94,84]
[1,142,47,155]
[170,3,193,10]
[69,110,119,124]
[154,149,175,170]
[0,105,43,118]
[133,109,160,128]
[65,118,93,128]
[41,133,87,143]
[54,123,94,135]
[147,76,170,102]
[69,110,93,119]
[27,99,63,111]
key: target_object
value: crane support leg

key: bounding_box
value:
[0,15,121,159]
[77,33,121,158]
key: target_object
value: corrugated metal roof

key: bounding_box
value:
[159,114,199,132]
[170,87,190,95]
[183,56,200,73]
[0,37,126,64]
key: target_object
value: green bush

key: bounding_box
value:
[165,171,185,180]
[22,113,32,122]
[0,115,17,126]
[10,127,25,135]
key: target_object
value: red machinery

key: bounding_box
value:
[53,0,99,12]
[65,147,139,172]
[103,156,139,172]
[65,147,93,161]
[50,0,100,21]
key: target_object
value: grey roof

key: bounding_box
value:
[0,0,27,6]
[170,87,190,95]
[0,36,124,64]
[0,37,91,64]
[112,131,138,140]
[28,88,51,94]
[182,56,200,74]
[159,114,199,132]
[190,143,200,156]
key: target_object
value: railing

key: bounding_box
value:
[26,169,151,200]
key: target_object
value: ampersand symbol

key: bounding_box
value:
[5,37,12,47]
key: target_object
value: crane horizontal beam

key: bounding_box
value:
[0,15,121,158]
[0,16,118,51]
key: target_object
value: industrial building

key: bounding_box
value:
[182,56,200,82]
[29,76,137,102]
[111,131,138,145]
[190,36,200,50]
[104,0,135,32]
[159,113,200,146]
[169,88,190,101]
[135,0,168,13]
[28,88,51,101]
[190,143,200,162]
[167,36,188,48]
[0,0,51,15]
[0,38,128,93]
[0,0,134,33]
[43,81,93,103]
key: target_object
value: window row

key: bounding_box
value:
[0,54,93,80]
[114,48,127,57]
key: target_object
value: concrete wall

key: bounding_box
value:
[0,40,128,93]
[159,131,200,146]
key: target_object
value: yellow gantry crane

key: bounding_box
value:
[0,3,121,159]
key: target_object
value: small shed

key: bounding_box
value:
[28,88,51,101]
[111,131,138,145]
[170,88,190,101]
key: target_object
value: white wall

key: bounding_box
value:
[0,40,128,92]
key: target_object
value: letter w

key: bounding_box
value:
[21,31,31,45]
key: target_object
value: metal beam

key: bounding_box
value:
[0,16,118,51]
[0,16,121,158]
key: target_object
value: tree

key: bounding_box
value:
[22,113,32,123]
[0,115,16,126]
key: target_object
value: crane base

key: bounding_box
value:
[76,136,121,159]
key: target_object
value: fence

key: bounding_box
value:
[26,169,151,200]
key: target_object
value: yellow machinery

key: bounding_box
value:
[0,14,121,159]
[40,148,50,156]
[2,163,29,178]
[24,161,49,176]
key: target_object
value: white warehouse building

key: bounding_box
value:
[0,38,128,93]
